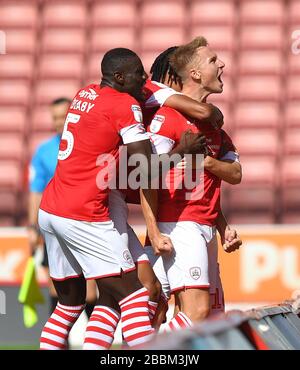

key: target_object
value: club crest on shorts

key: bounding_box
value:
[190,267,201,280]
[149,115,165,133]
[123,250,133,264]
[131,105,143,123]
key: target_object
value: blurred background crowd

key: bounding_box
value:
[0,0,300,227]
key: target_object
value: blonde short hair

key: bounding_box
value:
[170,36,208,81]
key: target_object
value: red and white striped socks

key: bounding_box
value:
[83,306,120,350]
[164,311,192,332]
[119,287,154,347]
[40,302,85,350]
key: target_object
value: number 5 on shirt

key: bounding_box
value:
[58,113,81,161]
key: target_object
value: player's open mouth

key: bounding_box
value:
[217,73,223,84]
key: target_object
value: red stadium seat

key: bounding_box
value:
[281,185,300,223]
[140,52,157,75]
[31,106,55,133]
[0,81,30,106]
[140,27,185,52]
[34,80,79,105]
[289,0,300,24]
[190,0,235,25]
[234,102,280,129]
[91,1,137,27]
[140,0,185,27]
[288,54,300,74]
[284,129,300,155]
[228,212,275,225]
[83,77,99,87]
[228,187,276,212]
[0,55,34,79]
[233,129,278,157]
[281,156,300,186]
[90,28,136,52]
[86,53,104,82]
[42,29,86,54]
[281,212,300,224]
[238,51,283,75]
[5,29,37,54]
[239,156,276,187]
[240,25,283,50]
[43,2,87,28]
[236,76,281,101]
[0,3,38,28]
[217,51,234,76]
[0,134,24,161]
[0,216,16,227]
[0,160,21,190]
[190,26,234,51]
[282,187,300,211]
[240,0,284,24]
[0,190,18,214]
[287,76,300,100]
[0,107,27,133]
[284,102,300,128]
[39,54,83,79]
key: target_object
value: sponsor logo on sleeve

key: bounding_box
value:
[149,115,165,133]
[131,105,143,123]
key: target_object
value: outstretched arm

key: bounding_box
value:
[165,94,223,128]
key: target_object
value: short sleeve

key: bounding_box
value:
[29,147,48,192]
[143,80,181,109]
[147,108,181,155]
[115,96,149,144]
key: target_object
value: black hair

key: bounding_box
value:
[101,48,139,78]
[150,46,180,84]
[51,97,71,105]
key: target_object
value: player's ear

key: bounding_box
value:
[113,71,125,85]
[190,68,201,82]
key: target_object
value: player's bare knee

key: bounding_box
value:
[185,305,210,322]
[197,305,210,321]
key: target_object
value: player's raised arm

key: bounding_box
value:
[165,95,223,128]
